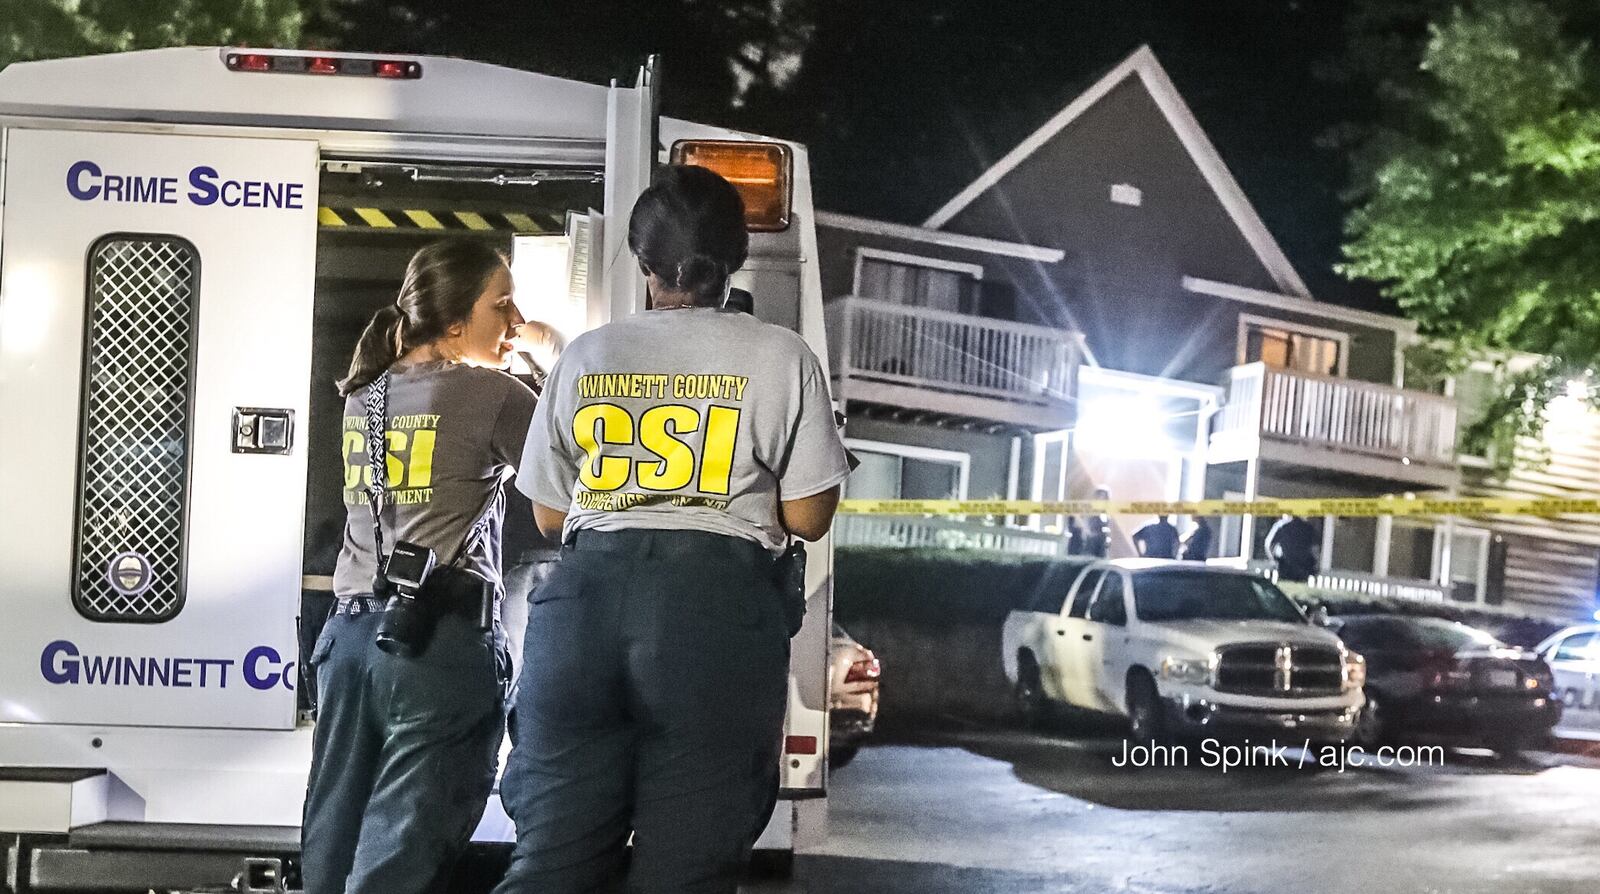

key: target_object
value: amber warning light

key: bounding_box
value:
[671,140,793,233]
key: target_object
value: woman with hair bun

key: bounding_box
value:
[494,165,852,893]
[302,237,540,894]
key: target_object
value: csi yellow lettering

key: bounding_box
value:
[575,373,749,402]
[574,402,741,496]
[342,415,439,505]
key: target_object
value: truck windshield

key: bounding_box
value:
[1131,571,1305,623]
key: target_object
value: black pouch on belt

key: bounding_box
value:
[772,542,807,638]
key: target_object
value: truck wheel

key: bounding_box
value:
[1126,672,1165,745]
[1015,653,1050,730]
[1353,693,1388,748]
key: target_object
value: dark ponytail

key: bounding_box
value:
[627,165,748,305]
[338,238,509,395]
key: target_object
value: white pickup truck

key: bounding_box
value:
[1002,559,1365,743]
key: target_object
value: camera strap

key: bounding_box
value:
[363,371,391,595]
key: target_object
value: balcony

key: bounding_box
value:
[835,514,1063,557]
[1210,363,1459,489]
[826,297,1082,429]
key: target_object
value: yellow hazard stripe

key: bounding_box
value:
[504,212,541,232]
[403,209,447,229]
[317,206,346,227]
[453,211,493,231]
[353,207,397,228]
[838,497,1600,518]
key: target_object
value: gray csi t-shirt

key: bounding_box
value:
[517,307,851,554]
[334,361,537,598]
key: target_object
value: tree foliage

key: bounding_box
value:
[1340,0,1600,464]
[1,0,308,69]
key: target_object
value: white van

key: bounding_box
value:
[0,47,833,891]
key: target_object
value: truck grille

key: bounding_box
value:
[1215,643,1344,697]
[73,237,199,622]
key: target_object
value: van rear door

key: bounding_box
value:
[0,127,318,731]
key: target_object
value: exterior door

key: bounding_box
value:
[1084,571,1131,713]
[0,128,318,730]
[1050,568,1105,707]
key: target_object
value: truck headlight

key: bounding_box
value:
[1342,651,1367,691]
[1159,654,1214,686]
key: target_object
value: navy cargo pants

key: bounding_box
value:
[302,600,509,894]
[493,530,790,894]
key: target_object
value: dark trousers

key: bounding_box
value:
[494,530,790,894]
[302,605,507,894]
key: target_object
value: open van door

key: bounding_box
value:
[0,128,319,731]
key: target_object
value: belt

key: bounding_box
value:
[566,529,772,570]
[335,596,387,616]
[335,567,491,618]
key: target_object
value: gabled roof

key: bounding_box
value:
[815,211,1065,262]
[921,45,1311,299]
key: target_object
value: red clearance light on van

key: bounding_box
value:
[225,51,422,80]
[670,140,793,233]
[376,60,418,79]
[231,53,272,72]
[785,736,818,755]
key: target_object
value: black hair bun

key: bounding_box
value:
[675,254,728,296]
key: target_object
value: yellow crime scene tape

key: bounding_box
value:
[837,497,1600,518]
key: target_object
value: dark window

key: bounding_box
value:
[1131,571,1304,623]
[1087,574,1127,626]
[1402,617,1500,651]
[857,254,979,313]
[1068,569,1104,618]
[1335,618,1416,652]
[1244,322,1342,377]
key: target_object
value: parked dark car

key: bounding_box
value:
[1332,614,1562,757]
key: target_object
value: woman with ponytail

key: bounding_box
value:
[302,237,542,894]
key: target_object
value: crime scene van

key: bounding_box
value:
[0,47,834,891]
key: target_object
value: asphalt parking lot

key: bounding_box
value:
[747,727,1600,894]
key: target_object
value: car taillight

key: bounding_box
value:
[845,656,880,683]
[785,736,818,755]
[1422,655,1471,690]
[308,57,339,75]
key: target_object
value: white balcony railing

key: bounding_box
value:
[1214,363,1457,468]
[835,514,1063,557]
[827,297,1080,414]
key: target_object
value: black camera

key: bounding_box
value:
[375,540,438,657]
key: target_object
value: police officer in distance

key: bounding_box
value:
[495,165,852,893]
[302,238,539,894]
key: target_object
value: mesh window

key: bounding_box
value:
[74,236,199,622]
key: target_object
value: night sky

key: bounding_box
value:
[325,1,1396,312]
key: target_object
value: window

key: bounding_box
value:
[1555,633,1596,662]
[1239,315,1347,377]
[1068,569,1105,618]
[75,235,200,623]
[842,439,969,501]
[854,249,980,314]
[1440,528,1491,605]
[1087,574,1127,626]
[1447,364,1498,463]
